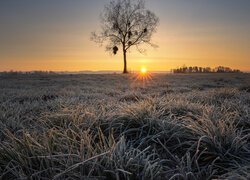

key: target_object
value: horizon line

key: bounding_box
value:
[1,70,250,74]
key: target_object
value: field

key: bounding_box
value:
[0,73,250,179]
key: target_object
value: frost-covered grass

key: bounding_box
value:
[0,73,250,179]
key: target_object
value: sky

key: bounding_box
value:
[0,0,250,72]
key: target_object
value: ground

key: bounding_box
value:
[0,73,250,179]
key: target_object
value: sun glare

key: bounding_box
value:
[140,67,147,74]
[131,66,153,88]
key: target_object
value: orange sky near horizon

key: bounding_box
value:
[0,0,250,72]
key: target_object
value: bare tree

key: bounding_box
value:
[91,0,159,73]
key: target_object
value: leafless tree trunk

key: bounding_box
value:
[123,45,127,73]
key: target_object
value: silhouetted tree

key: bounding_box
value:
[196,66,200,73]
[91,0,159,73]
[189,67,193,73]
[198,67,202,73]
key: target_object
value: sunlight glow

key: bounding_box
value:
[130,66,153,88]
[140,67,147,74]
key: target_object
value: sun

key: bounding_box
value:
[140,67,147,74]
[131,66,153,88]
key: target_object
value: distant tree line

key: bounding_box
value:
[172,66,241,74]
[0,71,56,76]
